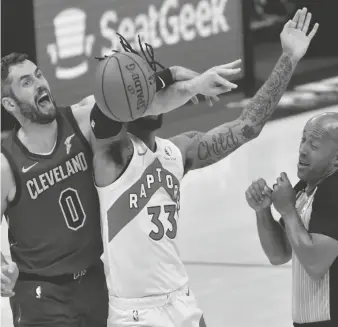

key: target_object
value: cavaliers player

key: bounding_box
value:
[0,52,229,326]
[90,8,318,327]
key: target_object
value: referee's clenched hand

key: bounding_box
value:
[1,258,19,297]
[245,178,273,212]
[271,172,297,216]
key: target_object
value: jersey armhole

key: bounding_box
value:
[1,147,22,209]
[167,138,186,177]
[61,106,93,155]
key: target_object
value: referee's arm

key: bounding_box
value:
[256,208,292,265]
[281,205,338,280]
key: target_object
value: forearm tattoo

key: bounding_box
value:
[197,125,240,164]
[194,53,294,167]
[239,53,294,134]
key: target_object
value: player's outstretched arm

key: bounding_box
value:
[171,8,318,172]
[145,64,240,116]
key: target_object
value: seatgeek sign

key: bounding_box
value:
[34,0,245,106]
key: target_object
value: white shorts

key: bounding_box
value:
[107,285,206,327]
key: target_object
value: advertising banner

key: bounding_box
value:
[33,0,247,105]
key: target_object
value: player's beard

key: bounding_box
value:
[107,134,131,166]
[15,88,57,124]
[108,140,124,166]
[103,125,129,166]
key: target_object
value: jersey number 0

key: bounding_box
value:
[59,188,86,231]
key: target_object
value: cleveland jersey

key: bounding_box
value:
[1,107,103,276]
[96,134,189,298]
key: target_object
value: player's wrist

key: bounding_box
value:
[279,205,297,220]
[182,78,199,97]
[155,68,175,92]
[255,206,271,215]
[281,51,300,67]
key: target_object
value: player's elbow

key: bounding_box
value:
[304,265,328,281]
[251,126,263,139]
[269,254,291,266]
[268,249,292,266]
[238,119,262,141]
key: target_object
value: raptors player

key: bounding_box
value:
[90,9,318,326]
[0,51,225,326]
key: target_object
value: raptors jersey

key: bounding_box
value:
[96,134,189,298]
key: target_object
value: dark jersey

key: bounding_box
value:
[281,173,338,324]
[1,107,103,276]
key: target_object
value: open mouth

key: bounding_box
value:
[37,92,51,107]
[298,159,310,167]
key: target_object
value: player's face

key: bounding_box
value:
[297,122,338,183]
[9,60,56,124]
[127,114,163,133]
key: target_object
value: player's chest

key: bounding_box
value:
[127,156,180,210]
[20,140,91,200]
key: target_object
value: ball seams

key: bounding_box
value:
[120,52,150,117]
[114,55,134,120]
[101,56,121,121]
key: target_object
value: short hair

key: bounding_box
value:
[1,52,28,99]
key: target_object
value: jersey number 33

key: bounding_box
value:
[148,204,178,241]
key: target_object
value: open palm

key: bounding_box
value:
[280,8,319,61]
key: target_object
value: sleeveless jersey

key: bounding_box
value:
[1,107,103,276]
[96,134,189,298]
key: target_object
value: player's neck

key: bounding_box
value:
[135,131,157,152]
[18,120,58,153]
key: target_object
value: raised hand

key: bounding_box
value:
[280,8,319,62]
[188,59,242,97]
[246,178,273,212]
[170,66,220,106]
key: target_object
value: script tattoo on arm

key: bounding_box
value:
[173,53,296,172]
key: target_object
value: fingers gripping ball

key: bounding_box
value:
[94,52,157,122]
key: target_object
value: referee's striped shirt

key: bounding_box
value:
[282,172,338,326]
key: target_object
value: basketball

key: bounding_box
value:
[93,52,157,122]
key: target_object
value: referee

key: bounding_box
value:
[246,112,338,326]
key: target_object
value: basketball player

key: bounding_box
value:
[246,112,338,327]
[0,52,231,326]
[90,8,318,327]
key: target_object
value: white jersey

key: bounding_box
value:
[96,134,189,298]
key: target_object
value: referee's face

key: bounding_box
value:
[297,122,338,183]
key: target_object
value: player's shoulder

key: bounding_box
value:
[71,95,95,113]
[71,95,95,122]
[70,95,96,143]
[169,131,202,156]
